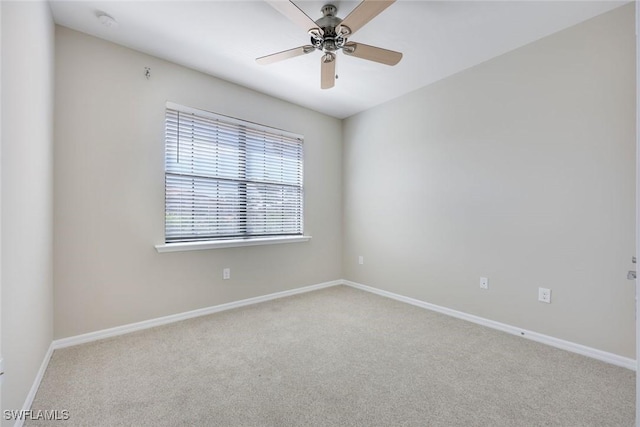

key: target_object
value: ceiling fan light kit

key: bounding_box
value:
[257,0,403,89]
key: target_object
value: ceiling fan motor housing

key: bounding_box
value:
[310,4,349,53]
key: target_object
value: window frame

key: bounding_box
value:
[156,102,310,252]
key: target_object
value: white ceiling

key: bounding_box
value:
[49,0,627,119]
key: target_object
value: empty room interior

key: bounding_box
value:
[1,0,638,425]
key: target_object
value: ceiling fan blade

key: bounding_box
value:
[266,1,323,35]
[256,45,315,65]
[321,53,336,89]
[343,42,402,66]
[338,0,395,36]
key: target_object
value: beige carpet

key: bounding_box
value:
[27,285,634,426]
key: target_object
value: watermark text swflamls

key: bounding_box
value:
[4,409,70,421]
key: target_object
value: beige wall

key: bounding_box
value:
[54,27,343,339]
[1,1,55,420]
[343,5,636,358]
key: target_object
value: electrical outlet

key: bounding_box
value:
[358,256,364,265]
[480,277,489,290]
[538,287,551,303]
[223,268,230,280]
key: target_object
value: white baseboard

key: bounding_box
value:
[14,343,55,427]
[53,279,342,350]
[343,280,636,371]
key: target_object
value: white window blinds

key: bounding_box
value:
[164,103,304,243]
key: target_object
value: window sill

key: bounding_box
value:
[155,235,312,253]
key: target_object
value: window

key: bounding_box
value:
[164,102,304,244]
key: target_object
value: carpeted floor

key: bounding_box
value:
[27,285,634,426]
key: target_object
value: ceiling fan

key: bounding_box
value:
[257,0,402,89]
